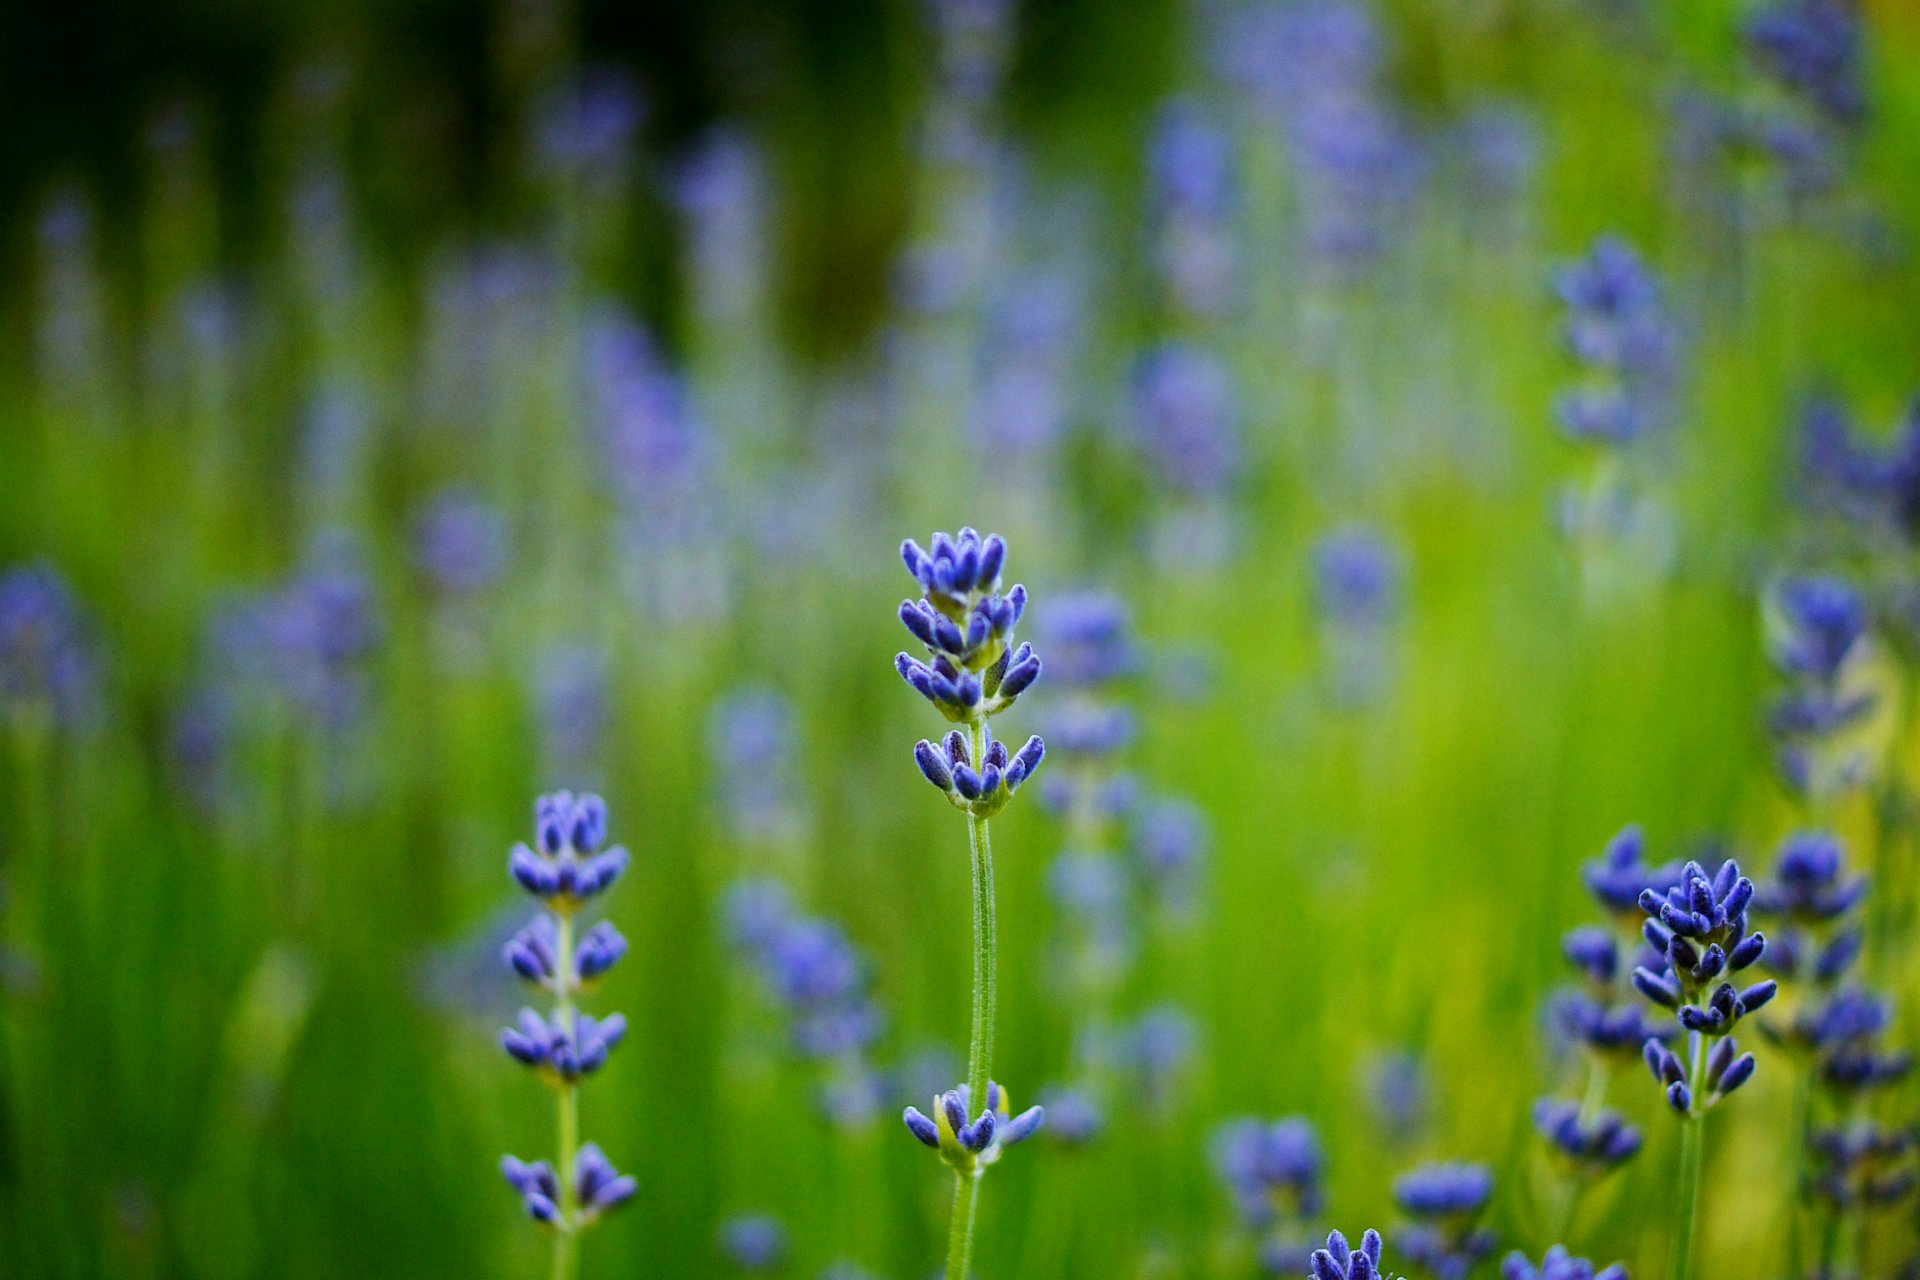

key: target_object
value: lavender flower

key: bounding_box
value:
[1214,1116,1324,1228]
[896,530,1048,1279]
[1310,1228,1386,1280]
[530,67,644,179]
[901,1080,1045,1172]
[1500,1247,1626,1280]
[1036,1084,1104,1146]
[1393,1162,1496,1279]
[1362,1050,1432,1145]
[707,688,802,845]
[1149,97,1239,313]
[913,725,1045,818]
[896,529,1042,726]
[1745,0,1866,127]
[1532,1099,1644,1177]
[1632,859,1774,1085]
[1133,796,1209,912]
[1551,236,1674,449]
[721,1214,788,1271]
[1768,575,1873,799]
[412,487,507,597]
[498,792,636,1263]
[0,561,96,728]
[724,878,885,1125]
[1583,825,1678,925]
[1313,525,1401,703]
[1130,343,1241,500]
[536,646,610,785]
[502,1146,636,1225]
[1808,1123,1917,1210]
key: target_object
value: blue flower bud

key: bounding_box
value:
[904,1107,940,1148]
[915,740,954,790]
[1632,966,1680,1008]
[999,655,1041,699]
[942,1090,968,1136]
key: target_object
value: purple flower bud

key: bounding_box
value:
[915,740,954,790]
[904,1106,940,1148]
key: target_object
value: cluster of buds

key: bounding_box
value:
[504,916,629,989]
[509,791,633,907]
[1532,1100,1644,1178]
[1499,1246,1626,1280]
[1310,1229,1386,1280]
[1767,575,1875,800]
[498,791,636,1237]
[902,1081,1045,1176]
[501,1145,635,1226]
[501,1008,628,1081]
[1392,1162,1496,1277]
[913,725,1046,817]
[895,529,1042,723]
[1632,858,1775,1114]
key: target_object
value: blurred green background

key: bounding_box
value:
[3,0,1920,1277]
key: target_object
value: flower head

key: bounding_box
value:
[896,529,1041,723]
[1500,1246,1626,1280]
[913,725,1045,817]
[1632,859,1772,1037]
[720,1214,787,1271]
[1532,1099,1643,1178]
[1773,575,1869,682]
[500,1008,628,1081]
[508,791,632,911]
[1394,1162,1496,1278]
[0,561,96,726]
[1310,1228,1386,1280]
[1745,0,1866,126]
[1582,825,1678,922]
[902,1080,1045,1173]
[1213,1116,1323,1226]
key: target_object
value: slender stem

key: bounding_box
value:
[1785,1068,1812,1280]
[965,808,998,1111]
[1578,1059,1611,1126]
[946,1170,981,1280]
[1670,1034,1707,1280]
[943,717,997,1280]
[1816,1202,1840,1276]
[553,910,581,1280]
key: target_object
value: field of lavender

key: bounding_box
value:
[4,0,1920,1277]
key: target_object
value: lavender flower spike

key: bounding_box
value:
[498,792,637,1271]
[1311,1228,1386,1280]
[894,529,1046,1280]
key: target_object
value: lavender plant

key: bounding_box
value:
[1311,1227,1391,1280]
[1630,856,1775,1280]
[1752,833,1915,1277]
[1391,1162,1496,1279]
[1549,236,1677,568]
[894,528,1047,1278]
[499,791,637,1279]
[1528,827,1661,1238]
[1498,1246,1625,1280]
[1213,1116,1325,1272]
[1768,575,1874,807]
[722,877,884,1126]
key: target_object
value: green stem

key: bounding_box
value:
[1670,1035,1707,1280]
[944,718,997,1280]
[553,910,581,1280]
[946,1170,981,1280]
[1785,1069,1812,1280]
